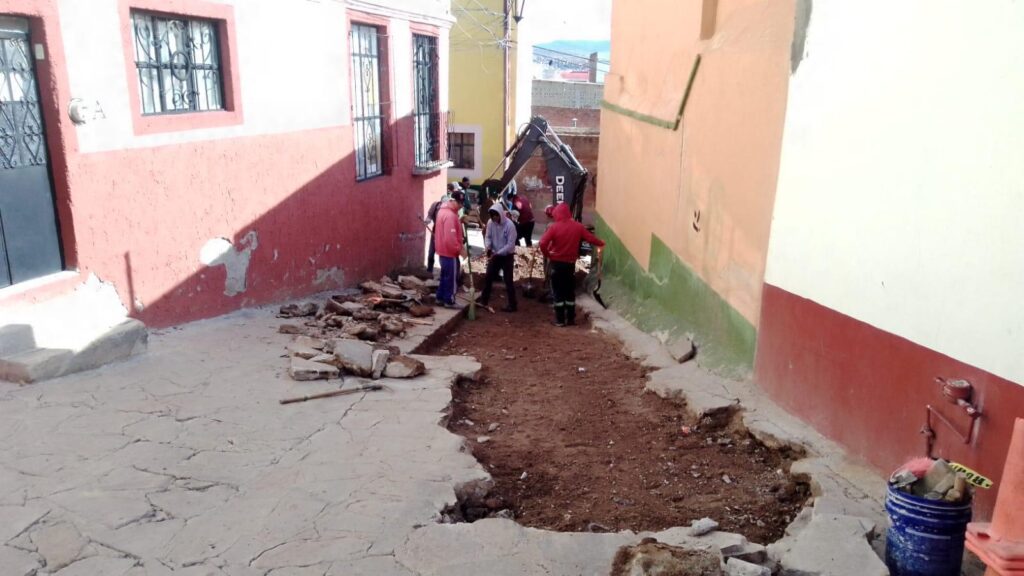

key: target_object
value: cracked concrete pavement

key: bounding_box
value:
[0,301,901,576]
[0,308,493,575]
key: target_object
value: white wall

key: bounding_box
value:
[58,0,451,153]
[765,1,1024,384]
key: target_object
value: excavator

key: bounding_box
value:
[475,116,606,306]
[481,116,589,222]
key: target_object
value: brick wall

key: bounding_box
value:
[534,106,601,130]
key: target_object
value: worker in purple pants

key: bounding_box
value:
[434,189,466,307]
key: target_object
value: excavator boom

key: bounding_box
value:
[484,116,589,221]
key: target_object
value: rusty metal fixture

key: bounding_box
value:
[922,377,983,458]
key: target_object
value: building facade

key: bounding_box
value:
[597,0,1024,518]
[446,0,531,183]
[0,0,452,329]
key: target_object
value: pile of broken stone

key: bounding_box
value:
[889,458,972,503]
[278,274,439,343]
[284,335,426,382]
[277,273,439,382]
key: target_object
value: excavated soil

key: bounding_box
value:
[427,290,808,544]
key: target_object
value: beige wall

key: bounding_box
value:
[597,0,794,325]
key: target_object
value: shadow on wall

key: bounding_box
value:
[94,115,443,328]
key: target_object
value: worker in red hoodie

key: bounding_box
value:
[538,203,605,326]
[434,188,466,308]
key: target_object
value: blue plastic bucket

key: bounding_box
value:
[885,485,972,576]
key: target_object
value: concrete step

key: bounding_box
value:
[0,275,148,383]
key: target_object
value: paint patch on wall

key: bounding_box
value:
[314,267,345,289]
[199,231,259,297]
[791,0,813,73]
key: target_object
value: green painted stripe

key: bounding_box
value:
[594,214,756,378]
[601,54,702,131]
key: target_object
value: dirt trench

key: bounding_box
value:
[424,289,809,545]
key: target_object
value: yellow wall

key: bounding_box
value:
[448,0,528,181]
[597,0,795,325]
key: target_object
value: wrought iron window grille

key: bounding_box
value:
[351,24,388,181]
[0,27,46,170]
[131,11,225,116]
[413,34,443,169]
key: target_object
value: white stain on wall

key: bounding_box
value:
[200,231,259,297]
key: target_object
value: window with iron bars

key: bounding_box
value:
[351,24,387,181]
[130,11,224,115]
[412,34,441,168]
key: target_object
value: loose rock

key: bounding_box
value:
[725,558,770,576]
[278,324,304,334]
[289,357,341,381]
[384,356,426,379]
[371,349,390,380]
[293,335,326,350]
[279,302,318,318]
[333,340,375,377]
[690,517,719,536]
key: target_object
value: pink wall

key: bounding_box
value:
[0,0,446,326]
[66,120,441,327]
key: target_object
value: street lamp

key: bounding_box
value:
[512,0,526,22]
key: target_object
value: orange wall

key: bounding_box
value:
[597,0,794,325]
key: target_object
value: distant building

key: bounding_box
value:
[447,0,532,183]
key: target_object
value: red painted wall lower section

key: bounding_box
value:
[755,284,1024,519]
[63,123,440,328]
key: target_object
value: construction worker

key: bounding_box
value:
[477,206,518,312]
[434,188,467,308]
[509,188,535,246]
[538,203,605,326]
[424,192,446,272]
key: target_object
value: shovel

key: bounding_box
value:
[588,247,608,309]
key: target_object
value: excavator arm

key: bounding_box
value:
[484,116,589,221]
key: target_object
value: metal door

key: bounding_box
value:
[0,16,62,288]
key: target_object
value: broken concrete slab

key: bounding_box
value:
[333,339,374,376]
[779,514,888,576]
[645,362,739,419]
[725,557,770,576]
[667,336,697,363]
[744,416,806,453]
[371,350,390,380]
[384,356,426,379]
[292,335,326,350]
[0,545,40,576]
[289,358,340,381]
[286,344,322,360]
[721,541,767,564]
[0,504,50,543]
[31,522,87,571]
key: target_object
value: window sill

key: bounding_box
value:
[413,160,453,176]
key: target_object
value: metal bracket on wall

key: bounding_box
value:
[921,377,983,459]
[600,54,702,131]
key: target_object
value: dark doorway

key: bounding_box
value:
[0,16,63,288]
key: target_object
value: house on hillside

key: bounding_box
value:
[597,0,1024,520]
[0,0,453,381]
[446,0,531,184]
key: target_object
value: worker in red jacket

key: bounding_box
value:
[434,189,467,307]
[538,203,605,326]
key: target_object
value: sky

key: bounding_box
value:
[523,0,613,44]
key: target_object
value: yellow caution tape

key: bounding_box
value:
[950,462,994,489]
